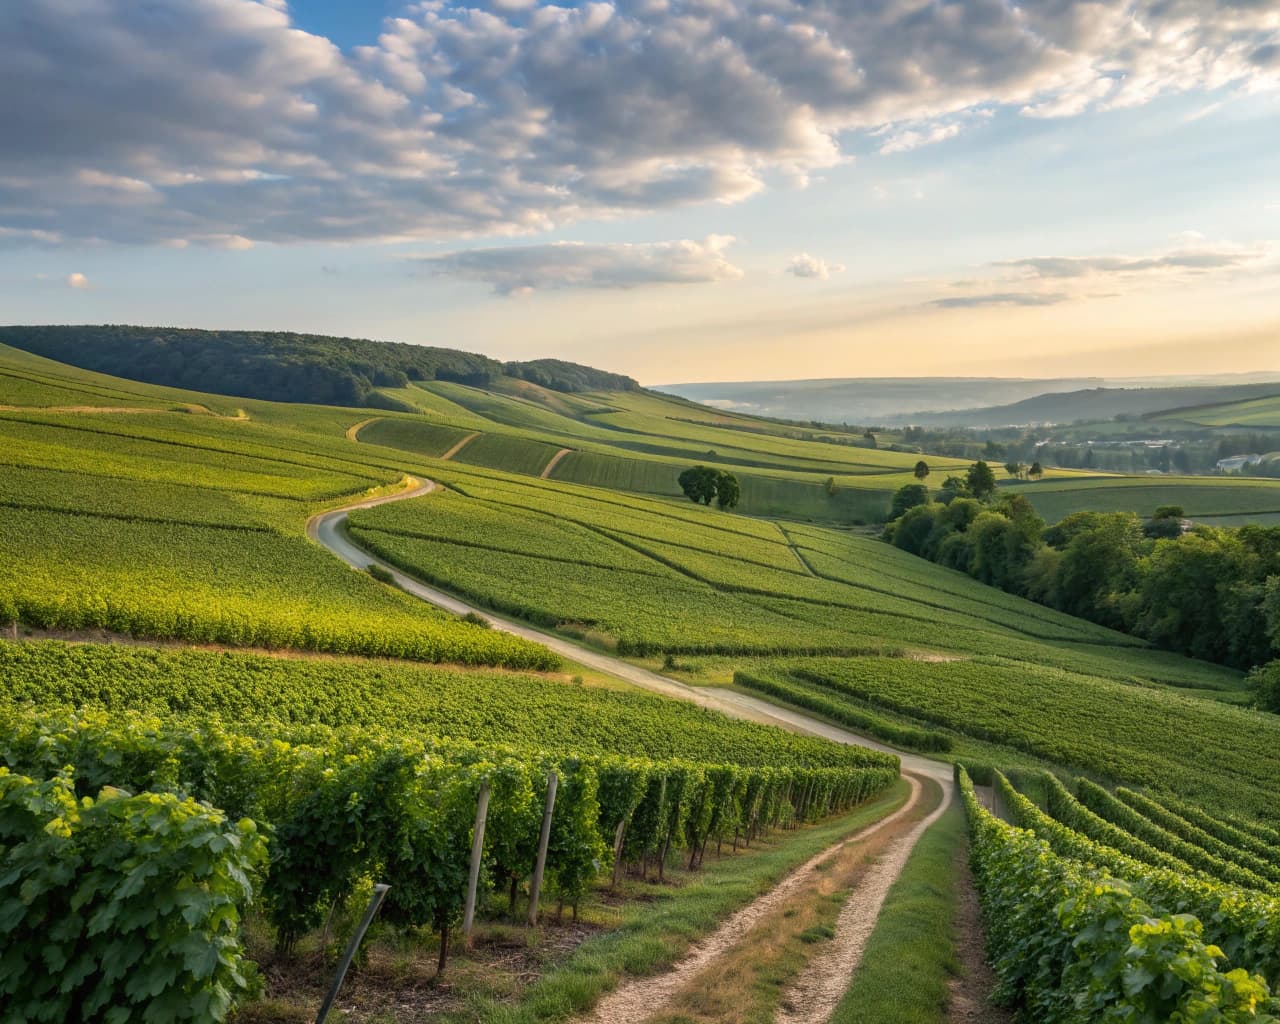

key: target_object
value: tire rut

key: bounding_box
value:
[576,775,927,1024]
[775,779,952,1024]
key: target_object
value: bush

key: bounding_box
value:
[890,483,930,519]
[1252,661,1280,714]
[367,562,396,584]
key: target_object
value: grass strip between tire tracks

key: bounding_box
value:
[830,793,966,1024]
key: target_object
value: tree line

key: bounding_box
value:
[0,325,638,407]
[884,464,1280,707]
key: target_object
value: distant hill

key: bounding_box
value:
[660,374,1280,426]
[656,377,1101,424]
[1149,393,1280,430]
[907,382,1280,428]
[0,325,636,408]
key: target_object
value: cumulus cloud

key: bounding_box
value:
[66,272,89,289]
[0,0,1277,246]
[416,236,743,294]
[786,253,844,279]
[878,123,961,155]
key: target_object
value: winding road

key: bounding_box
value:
[306,478,951,787]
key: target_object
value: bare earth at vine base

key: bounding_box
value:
[947,849,1016,1024]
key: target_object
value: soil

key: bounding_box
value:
[946,843,1015,1024]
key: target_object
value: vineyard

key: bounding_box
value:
[0,650,897,1017]
[959,765,1280,1019]
[737,657,1280,817]
[3,339,1280,1022]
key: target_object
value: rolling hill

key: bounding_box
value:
[2,335,1280,1022]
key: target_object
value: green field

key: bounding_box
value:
[738,658,1276,816]
[1154,392,1280,428]
[1009,475,1280,521]
[3,336,1280,1022]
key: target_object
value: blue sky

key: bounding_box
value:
[1,0,1277,383]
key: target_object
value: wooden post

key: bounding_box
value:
[527,771,558,926]
[462,780,491,947]
[315,883,390,1024]
[611,818,628,888]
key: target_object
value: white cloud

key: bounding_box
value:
[76,169,155,193]
[999,244,1268,280]
[932,240,1272,310]
[878,123,961,155]
[931,291,1069,309]
[786,253,844,280]
[417,236,744,294]
[0,0,1276,246]
[66,272,89,289]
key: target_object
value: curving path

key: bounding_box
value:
[440,431,480,460]
[309,478,956,1022]
[540,446,574,479]
[307,480,951,785]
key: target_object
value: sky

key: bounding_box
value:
[1,0,1278,385]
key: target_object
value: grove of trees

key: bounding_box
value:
[0,326,638,407]
[678,466,741,509]
[884,472,1280,692]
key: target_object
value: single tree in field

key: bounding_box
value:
[1028,461,1044,480]
[966,460,997,501]
[1003,461,1024,480]
[913,460,930,482]
[862,430,878,449]
[678,465,720,505]
[715,471,741,510]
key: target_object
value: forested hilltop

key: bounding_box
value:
[0,325,637,407]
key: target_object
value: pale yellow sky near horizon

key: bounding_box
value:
[452,267,1280,385]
